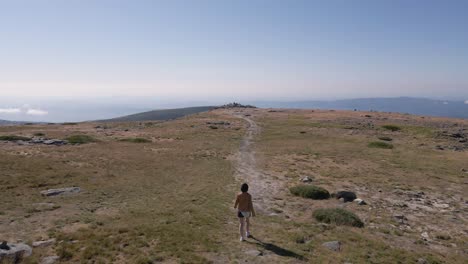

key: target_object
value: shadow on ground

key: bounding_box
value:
[247,236,307,261]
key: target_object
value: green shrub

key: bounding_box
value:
[290,185,330,200]
[120,138,151,143]
[65,135,96,144]
[378,136,393,141]
[0,135,31,141]
[62,122,78,125]
[313,208,364,228]
[368,141,394,149]
[382,125,401,131]
[34,132,45,136]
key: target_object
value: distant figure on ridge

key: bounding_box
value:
[234,183,256,241]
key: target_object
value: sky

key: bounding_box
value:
[0,0,468,121]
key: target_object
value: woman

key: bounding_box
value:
[234,183,256,241]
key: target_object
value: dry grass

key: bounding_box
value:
[0,108,467,263]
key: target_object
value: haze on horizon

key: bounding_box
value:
[1,0,468,122]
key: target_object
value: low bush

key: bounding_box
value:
[34,132,45,136]
[290,185,330,200]
[120,138,151,143]
[65,135,96,144]
[368,141,394,149]
[382,124,401,131]
[0,135,31,141]
[313,208,364,228]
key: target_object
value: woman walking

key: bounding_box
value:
[234,183,256,241]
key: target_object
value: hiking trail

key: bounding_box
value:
[231,111,281,214]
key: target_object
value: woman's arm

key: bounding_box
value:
[234,195,239,209]
[249,196,256,217]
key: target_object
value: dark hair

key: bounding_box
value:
[241,183,249,193]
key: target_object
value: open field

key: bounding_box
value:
[1,108,467,263]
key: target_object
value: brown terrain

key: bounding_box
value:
[0,108,467,263]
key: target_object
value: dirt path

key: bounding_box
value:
[232,111,281,214]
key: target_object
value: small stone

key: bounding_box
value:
[322,241,341,251]
[41,255,60,264]
[40,187,81,197]
[433,203,449,209]
[354,199,367,205]
[421,232,429,240]
[32,239,56,248]
[245,249,263,256]
[393,214,407,221]
[300,176,313,183]
[32,203,59,212]
[417,258,428,264]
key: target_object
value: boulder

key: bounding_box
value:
[335,191,357,202]
[40,187,81,197]
[322,241,341,251]
[0,243,32,263]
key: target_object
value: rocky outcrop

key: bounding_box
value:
[0,242,32,263]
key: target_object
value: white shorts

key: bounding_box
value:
[238,211,251,218]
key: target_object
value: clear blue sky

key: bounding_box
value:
[1,0,467,100]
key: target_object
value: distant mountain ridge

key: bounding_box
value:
[0,119,27,125]
[102,106,216,122]
[252,97,468,119]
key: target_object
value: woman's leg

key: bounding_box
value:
[245,217,250,236]
[239,217,245,239]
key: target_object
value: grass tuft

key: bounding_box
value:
[313,208,364,228]
[290,185,330,200]
[120,138,151,143]
[368,141,394,149]
[382,124,401,131]
[65,135,96,144]
[0,135,31,141]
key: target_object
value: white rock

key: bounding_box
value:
[40,187,80,196]
[300,176,313,182]
[41,255,60,264]
[354,199,367,205]
[33,239,56,248]
[245,249,263,256]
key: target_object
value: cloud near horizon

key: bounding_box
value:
[0,107,48,115]
[26,109,48,116]
[0,108,21,114]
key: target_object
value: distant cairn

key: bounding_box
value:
[217,102,257,109]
